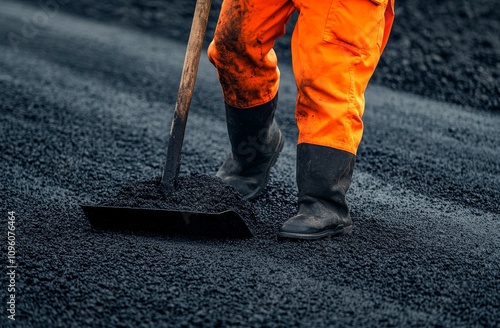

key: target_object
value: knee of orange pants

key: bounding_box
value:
[293,0,395,155]
[294,49,380,155]
[208,40,279,109]
[207,0,294,109]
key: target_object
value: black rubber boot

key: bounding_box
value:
[278,143,355,240]
[217,95,284,200]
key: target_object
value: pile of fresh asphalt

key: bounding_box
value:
[97,174,258,236]
[1,1,499,327]
[99,174,254,216]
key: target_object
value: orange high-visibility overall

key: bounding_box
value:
[208,0,395,155]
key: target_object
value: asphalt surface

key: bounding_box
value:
[16,0,500,111]
[1,1,499,327]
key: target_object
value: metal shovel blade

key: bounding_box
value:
[79,1,254,239]
[80,205,253,238]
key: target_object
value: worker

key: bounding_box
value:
[208,0,395,239]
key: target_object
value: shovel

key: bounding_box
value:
[80,0,253,238]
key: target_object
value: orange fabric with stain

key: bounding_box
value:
[208,0,395,155]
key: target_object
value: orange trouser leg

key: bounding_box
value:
[207,0,295,109]
[293,0,394,154]
[208,0,395,154]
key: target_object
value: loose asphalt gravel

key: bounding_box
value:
[16,0,500,111]
[1,1,499,327]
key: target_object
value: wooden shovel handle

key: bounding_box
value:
[161,0,212,191]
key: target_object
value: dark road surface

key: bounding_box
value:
[1,1,499,327]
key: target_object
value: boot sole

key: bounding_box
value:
[244,131,285,201]
[277,225,353,240]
